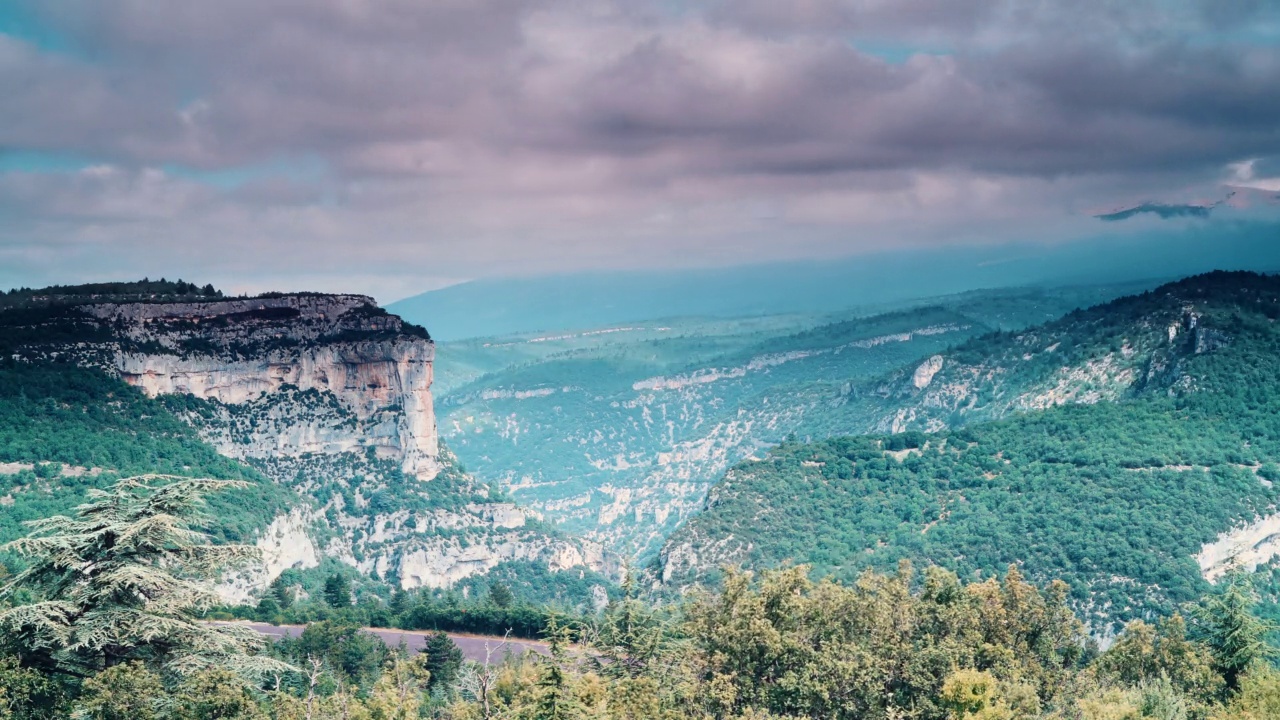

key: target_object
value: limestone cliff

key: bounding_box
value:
[5,288,616,599]
[82,295,439,479]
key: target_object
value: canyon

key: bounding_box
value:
[2,290,615,601]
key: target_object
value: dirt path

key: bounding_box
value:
[236,622,551,663]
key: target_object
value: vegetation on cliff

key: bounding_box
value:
[666,272,1280,627]
[0,360,288,549]
[1,480,1277,719]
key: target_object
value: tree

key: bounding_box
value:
[488,582,514,609]
[283,621,388,691]
[1196,578,1271,693]
[323,574,352,608]
[267,575,294,610]
[594,579,665,680]
[422,631,463,692]
[254,596,281,623]
[174,667,266,719]
[0,655,65,719]
[0,475,293,681]
[73,662,169,720]
[389,588,410,617]
[364,655,430,720]
[1215,664,1280,720]
[530,616,581,720]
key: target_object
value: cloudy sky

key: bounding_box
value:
[2,1,1280,301]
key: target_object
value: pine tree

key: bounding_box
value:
[488,581,514,609]
[0,475,294,681]
[530,615,581,720]
[422,631,463,691]
[596,574,664,680]
[1197,577,1272,693]
[323,574,352,608]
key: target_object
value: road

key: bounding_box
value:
[237,622,551,663]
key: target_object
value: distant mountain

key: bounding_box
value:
[432,281,1159,557]
[1095,201,1216,221]
[389,220,1280,340]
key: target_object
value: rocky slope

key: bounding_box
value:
[820,273,1250,436]
[1,285,615,600]
[660,271,1280,626]
[436,282,1158,558]
[82,294,441,479]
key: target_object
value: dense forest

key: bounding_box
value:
[2,476,1279,719]
[0,359,289,548]
[666,272,1280,628]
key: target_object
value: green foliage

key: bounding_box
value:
[275,621,391,692]
[0,360,288,548]
[1214,664,1280,719]
[422,631,463,692]
[0,280,221,312]
[528,616,581,720]
[73,662,169,720]
[452,561,613,610]
[684,564,1084,720]
[1194,578,1273,692]
[0,655,66,719]
[8,558,1280,720]
[0,476,293,681]
[488,582,515,609]
[667,394,1280,626]
[323,574,352,608]
[399,595,557,639]
[173,668,266,719]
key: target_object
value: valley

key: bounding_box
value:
[433,280,1163,557]
[0,282,616,609]
[7,272,1280,719]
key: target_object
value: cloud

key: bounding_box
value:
[2,0,1280,298]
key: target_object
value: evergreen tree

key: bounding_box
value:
[323,574,351,608]
[1196,577,1272,693]
[488,581,514,609]
[0,475,293,681]
[530,615,581,720]
[596,575,665,680]
[388,588,410,617]
[267,575,293,610]
[421,631,463,691]
[72,662,169,720]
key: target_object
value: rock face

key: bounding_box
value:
[395,533,616,590]
[8,290,617,599]
[1197,510,1280,582]
[911,355,944,389]
[219,507,321,604]
[84,295,439,479]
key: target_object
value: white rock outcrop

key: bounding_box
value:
[218,508,321,604]
[912,355,945,389]
[396,535,615,590]
[1197,512,1280,581]
[87,295,439,478]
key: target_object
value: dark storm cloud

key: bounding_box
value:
[2,0,1280,296]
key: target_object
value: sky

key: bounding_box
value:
[2,0,1280,303]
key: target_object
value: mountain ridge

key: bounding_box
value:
[0,283,617,605]
[659,270,1280,629]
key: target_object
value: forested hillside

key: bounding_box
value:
[665,271,1280,628]
[3,474,1278,720]
[437,281,1158,557]
[0,359,288,548]
[816,271,1280,435]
